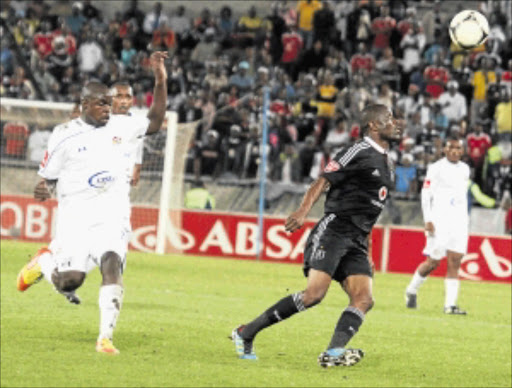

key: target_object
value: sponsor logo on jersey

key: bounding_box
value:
[88,171,116,189]
[372,169,380,177]
[423,179,431,188]
[378,186,388,201]
[112,136,122,144]
[324,160,341,172]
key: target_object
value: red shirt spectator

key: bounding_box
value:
[270,100,291,116]
[152,26,176,50]
[502,70,512,84]
[466,130,491,166]
[371,15,396,49]
[281,31,303,63]
[424,65,450,99]
[397,19,412,38]
[33,32,53,58]
[350,53,375,74]
[3,122,29,158]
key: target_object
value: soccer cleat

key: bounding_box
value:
[96,338,120,355]
[17,247,50,291]
[444,306,467,315]
[405,292,417,309]
[231,325,257,360]
[318,348,365,368]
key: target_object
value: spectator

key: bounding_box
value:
[350,42,375,76]
[168,6,190,37]
[397,84,421,119]
[296,0,322,50]
[271,143,301,183]
[437,80,467,125]
[2,121,29,159]
[431,102,449,138]
[315,72,338,119]
[229,61,254,93]
[32,21,54,60]
[27,124,51,163]
[312,0,335,48]
[190,28,217,65]
[194,129,223,179]
[494,90,511,143]
[279,0,297,29]
[395,153,417,199]
[422,0,445,45]
[325,118,350,152]
[471,56,497,124]
[178,92,203,123]
[122,0,145,32]
[281,25,303,80]
[400,22,426,92]
[151,21,176,51]
[32,60,59,100]
[298,135,317,181]
[370,5,396,56]
[184,180,216,210]
[77,32,104,75]
[298,39,327,74]
[376,47,399,89]
[143,2,169,35]
[423,53,450,99]
[66,2,86,36]
[375,82,397,109]
[82,0,100,20]
[467,122,492,186]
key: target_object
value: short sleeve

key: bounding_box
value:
[38,129,68,180]
[321,145,363,186]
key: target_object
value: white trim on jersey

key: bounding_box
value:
[338,142,370,166]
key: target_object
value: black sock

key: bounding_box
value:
[328,307,364,349]
[241,292,307,341]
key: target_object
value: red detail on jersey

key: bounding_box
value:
[379,186,388,201]
[324,160,341,173]
[40,150,49,168]
[423,179,431,188]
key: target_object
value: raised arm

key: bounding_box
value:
[285,176,330,233]
[146,51,169,135]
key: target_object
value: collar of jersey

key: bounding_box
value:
[364,136,387,154]
[76,117,104,130]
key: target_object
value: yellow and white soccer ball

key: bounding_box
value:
[449,10,490,50]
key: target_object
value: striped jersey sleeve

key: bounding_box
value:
[321,141,370,184]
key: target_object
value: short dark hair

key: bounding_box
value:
[360,104,390,135]
[81,81,109,102]
[111,82,133,96]
[444,135,462,146]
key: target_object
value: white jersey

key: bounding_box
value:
[39,115,147,221]
[421,157,470,227]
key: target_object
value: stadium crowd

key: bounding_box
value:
[0,0,511,215]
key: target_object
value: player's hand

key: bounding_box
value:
[150,51,168,83]
[285,210,306,233]
[130,173,140,187]
[34,180,51,201]
[425,222,435,237]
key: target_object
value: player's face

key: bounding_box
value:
[83,94,112,127]
[445,140,463,163]
[112,86,133,115]
[378,110,402,143]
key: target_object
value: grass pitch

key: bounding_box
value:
[1,240,511,388]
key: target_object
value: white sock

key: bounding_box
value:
[98,284,124,341]
[406,270,427,294]
[444,278,460,308]
[38,250,56,285]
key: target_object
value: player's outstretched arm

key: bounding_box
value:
[285,177,330,233]
[146,51,168,135]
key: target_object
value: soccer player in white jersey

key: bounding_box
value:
[405,137,470,315]
[16,51,168,354]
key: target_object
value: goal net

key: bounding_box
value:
[0,98,197,253]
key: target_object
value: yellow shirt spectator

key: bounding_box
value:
[471,70,496,101]
[495,100,512,134]
[238,15,263,31]
[316,84,338,118]
[297,0,322,32]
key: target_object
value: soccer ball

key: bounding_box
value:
[449,10,490,50]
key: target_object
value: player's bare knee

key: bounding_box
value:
[100,251,123,284]
[350,293,373,313]
[302,288,326,307]
[58,272,85,292]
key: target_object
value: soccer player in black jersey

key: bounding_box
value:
[231,104,402,366]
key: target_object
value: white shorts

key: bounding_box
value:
[422,227,468,260]
[50,201,131,273]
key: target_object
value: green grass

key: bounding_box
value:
[1,240,511,388]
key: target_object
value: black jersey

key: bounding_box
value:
[321,137,395,233]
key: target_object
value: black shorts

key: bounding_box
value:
[303,214,373,283]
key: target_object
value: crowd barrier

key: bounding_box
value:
[1,195,510,283]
